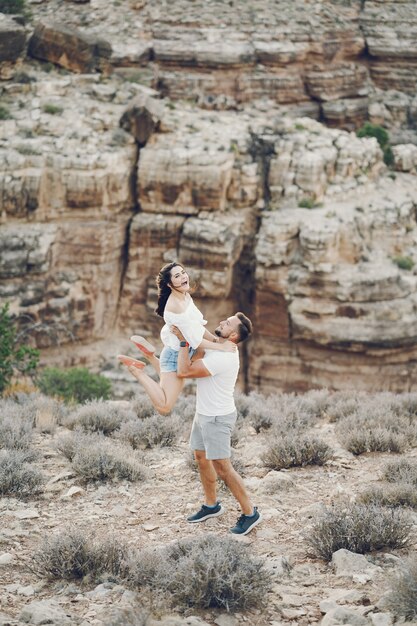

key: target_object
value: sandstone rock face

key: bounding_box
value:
[0,74,138,352]
[2,2,417,393]
[0,14,26,79]
[28,21,112,74]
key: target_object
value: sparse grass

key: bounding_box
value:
[298,198,316,209]
[128,534,271,611]
[0,449,44,498]
[0,105,12,120]
[306,502,412,560]
[65,400,135,435]
[392,256,414,271]
[262,433,332,470]
[385,557,417,620]
[32,530,129,581]
[42,104,64,115]
[116,414,180,449]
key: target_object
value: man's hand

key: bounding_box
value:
[171,325,185,342]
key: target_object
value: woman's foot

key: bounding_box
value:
[117,355,146,369]
[130,335,156,357]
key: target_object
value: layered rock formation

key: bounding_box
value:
[1,1,417,393]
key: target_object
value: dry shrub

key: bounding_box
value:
[171,394,196,423]
[34,397,65,433]
[383,458,417,486]
[128,534,271,611]
[0,401,35,457]
[385,557,417,620]
[335,396,417,454]
[65,400,135,435]
[360,484,417,509]
[360,458,417,508]
[116,414,180,449]
[0,449,44,498]
[55,432,146,483]
[325,391,368,423]
[306,503,412,561]
[32,530,129,582]
[262,433,332,470]
[131,393,157,420]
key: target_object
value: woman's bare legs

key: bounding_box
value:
[127,368,184,415]
[130,336,161,376]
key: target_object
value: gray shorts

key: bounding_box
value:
[189,411,237,460]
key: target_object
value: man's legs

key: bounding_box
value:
[212,458,253,516]
[194,450,218,506]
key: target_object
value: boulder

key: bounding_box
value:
[0,14,26,78]
[28,21,112,74]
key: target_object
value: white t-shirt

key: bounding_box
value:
[196,349,239,416]
[160,296,207,351]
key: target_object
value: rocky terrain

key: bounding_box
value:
[1,0,417,393]
[0,390,416,625]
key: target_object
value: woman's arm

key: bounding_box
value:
[171,326,236,353]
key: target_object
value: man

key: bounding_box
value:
[172,312,262,536]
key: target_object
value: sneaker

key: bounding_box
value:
[117,355,145,369]
[187,502,224,523]
[230,507,262,535]
[130,335,156,357]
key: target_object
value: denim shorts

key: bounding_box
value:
[189,411,238,460]
[159,346,196,373]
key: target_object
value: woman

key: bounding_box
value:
[118,261,236,414]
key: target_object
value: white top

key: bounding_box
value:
[196,349,239,416]
[160,296,207,351]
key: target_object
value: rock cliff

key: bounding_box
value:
[1,0,417,393]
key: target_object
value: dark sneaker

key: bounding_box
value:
[230,507,262,535]
[187,502,224,523]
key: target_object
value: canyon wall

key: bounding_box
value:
[1,0,417,393]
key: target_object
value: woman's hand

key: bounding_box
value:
[171,325,185,342]
[218,340,237,352]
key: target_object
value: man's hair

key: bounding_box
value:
[235,312,253,343]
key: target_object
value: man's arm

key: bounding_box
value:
[171,325,212,380]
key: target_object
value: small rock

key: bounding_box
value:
[281,607,306,619]
[214,615,239,626]
[332,549,381,582]
[63,486,85,499]
[369,614,393,626]
[14,509,39,520]
[19,599,72,624]
[0,553,14,566]
[321,607,370,625]
[142,524,159,531]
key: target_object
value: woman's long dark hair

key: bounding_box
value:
[155,261,183,318]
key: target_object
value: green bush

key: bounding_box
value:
[392,256,414,271]
[0,0,26,13]
[356,122,393,167]
[0,105,12,120]
[0,303,39,395]
[42,104,64,115]
[37,367,111,404]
